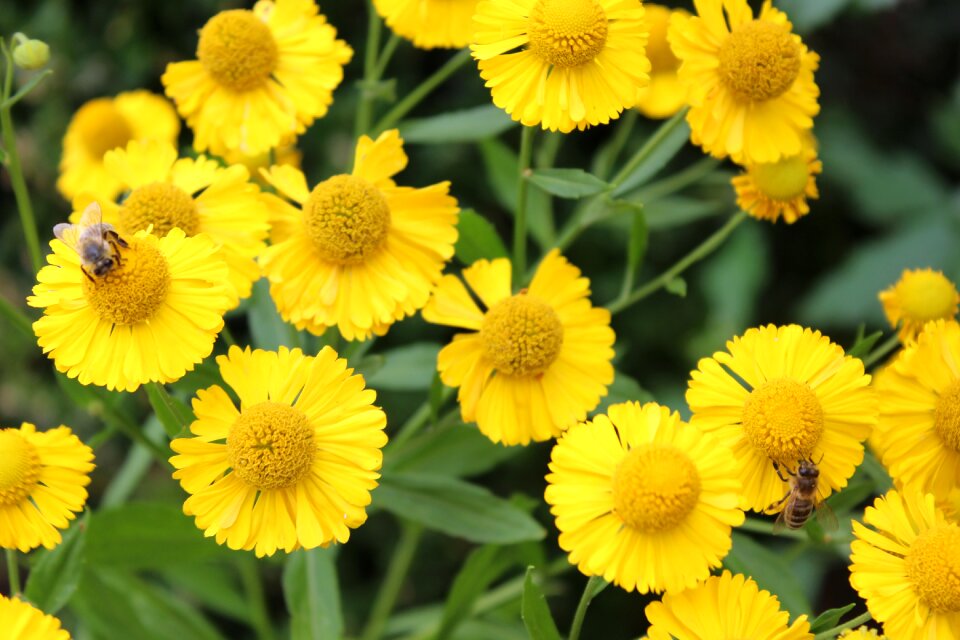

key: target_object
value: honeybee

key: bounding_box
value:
[53,202,128,281]
[767,459,838,533]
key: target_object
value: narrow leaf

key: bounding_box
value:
[625,208,649,278]
[521,567,562,640]
[145,383,193,438]
[364,343,440,391]
[528,169,609,199]
[437,545,514,640]
[284,547,343,640]
[612,116,691,195]
[809,603,857,633]
[249,277,290,350]
[25,513,88,614]
[455,209,508,265]
[724,532,812,615]
[386,421,520,478]
[846,329,883,359]
[399,105,516,144]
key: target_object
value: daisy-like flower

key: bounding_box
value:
[0,595,70,640]
[57,91,179,203]
[838,627,886,639]
[73,139,270,307]
[850,490,960,639]
[162,0,352,156]
[669,0,820,163]
[546,402,744,593]
[170,346,387,557]
[875,320,960,502]
[29,215,232,392]
[635,4,689,120]
[879,268,959,344]
[259,129,459,341]
[423,250,615,445]
[644,571,812,639]
[732,146,822,224]
[0,423,93,552]
[686,324,876,512]
[471,0,650,132]
[374,0,479,49]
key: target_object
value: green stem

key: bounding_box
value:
[607,211,748,315]
[360,522,423,640]
[238,556,275,640]
[598,109,639,180]
[355,4,383,137]
[372,48,472,135]
[568,576,605,640]
[5,548,20,596]
[862,333,900,369]
[102,397,171,465]
[535,131,564,170]
[514,126,535,287]
[738,516,806,540]
[0,294,32,336]
[631,156,722,201]
[373,33,401,79]
[609,106,689,193]
[220,324,238,348]
[813,611,872,640]
[618,213,645,299]
[1,42,43,273]
[390,387,455,450]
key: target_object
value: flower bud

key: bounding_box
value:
[12,34,50,70]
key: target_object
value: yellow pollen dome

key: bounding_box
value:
[934,380,960,452]
[528,0,609,68]
[751,155,811,201]
[227,402,315,491]
[77,100,134,160]
[906,526,960,613]
[198,10,278,92]
[120,182,200,237]
[303,174,391,265]
[612,444,701,533]
[742,378,824,462]
[718,21,801,102]
[480,294,564,376]
[82,237,171,326]
[0,431,41,506]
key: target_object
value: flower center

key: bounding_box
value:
[198,10,278,92]
[226,402,316,491]
[718,21,802,102]
[480,294,563,376]
[77,100,134,160]
[935,380,960,452]
[750,155,809,200]
[303,174,391,265]
[646,7,679,74]
[898,271,959,323]
[742,378,823,463]
[527,0,609,69]
[120,182,200,237]
[611,443,701,533]
[83,237,171,326]
[906,525,960,613]
[0,430,41,506]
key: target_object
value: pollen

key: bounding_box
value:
[750,155,810,201]
[480,294,563,377]
[120,182,200,237]
[906,525,960,613]
[226,402,316,491]
[611,443,701,533]
[935,380,960,452]
[303,174,391,265]
[0,430,41,506]
[83,237,171,326]
[895,269,959,324]
[198,10,279,92]
[77,100,134,160]
[742,378,824,463]
[527,0,609,69]
[718,21,801,102]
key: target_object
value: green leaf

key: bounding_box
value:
[25,513,88,615]
[437,546,515,640]
[825,479,875,515]
[376,472,545,544]
[521,567,562,640]
[665,277,687,297]
[364,343,440,391]
[809,603,857,633]
[479,138,553,249]
[612,118,691,195]
[724,532,812,615]
[625,208,649,278]
[455,209,508,265]
[642,196,727,230]
[847,329,884,359]
[386,421,520,477]
[159,561,249,624]
[399,105,516,144]
[528,169,609,199]
[284,547,343,640]
[249,277,290,351]
[86,502,228,569]
[145,383,193,438]
[595,371,655,414]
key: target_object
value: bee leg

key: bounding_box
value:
[105,233,125,267]
[763,492,790,516]
[108,230,129,249]
[772,461,790,483]
[80,266,95,283]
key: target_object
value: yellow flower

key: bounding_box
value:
[170,346,387,557]
[850,490,960,639]
[645,571,812,639]
[219,138,302,183]
[0,423,93,552]
[471,0,650,132]
[29,224,232,392]
[838,627,886,639]
[732,147,822,224]
[879,268,960,344]
[0,595,70,639]
[162,0,352,156]
[57,91,179,203]
[422,250,615,445]
[634,4,689,119]
[545,402,744,593]
[260,129,459,341]
[669,0,820,163]
[875,320,960,502]
[70,139,270,307]
[374,0,479,49]
[686,324,876,512]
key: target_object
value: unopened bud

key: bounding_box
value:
[11,34,50,70]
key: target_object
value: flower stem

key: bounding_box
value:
[238,556,275,640]
[597,109,639,180]
[372,48,472,135]
[360,521,423,640]
[0,293,32,337]
[5,548,20,596]
[514,126,535,288]
[607,210,748,315]
[812,611,872,640]
[390,387,455,450]
[633,155,723,201]
[373,33,401,79]
[609,106,689,193]
[568,575,606,640]
[355,3,383,137]
[861,333,900,369]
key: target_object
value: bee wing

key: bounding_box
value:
[52,223,80,250]
[814,494,839,532]
[77,201,103,230]
[771,507,790,535]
